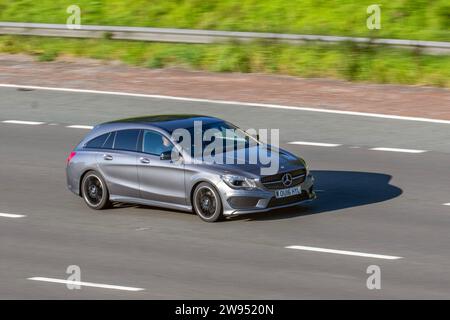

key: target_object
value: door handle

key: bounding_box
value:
[103,154,113,161]
[140,157,150,164]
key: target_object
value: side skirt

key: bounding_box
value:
[109,195,193,213]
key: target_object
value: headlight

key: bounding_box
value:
[299,158,309,172]
[222,175,257,190]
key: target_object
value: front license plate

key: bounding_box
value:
[275,186,302,199]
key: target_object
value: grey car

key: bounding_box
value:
[66,115,315,222]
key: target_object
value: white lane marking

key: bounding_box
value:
[443,203,450,206]
[285,245,402,260]
[2,120,44,125]
[27,277,145,292]
[1,83,450,125]
[66,125,94,129]
[288,141,341,147]
[0,212,26,218]
[370,147,427,154]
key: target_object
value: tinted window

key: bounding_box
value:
[142,130,173,155]
[102,132,115,149]
[114,129,140,152]
[181,121,254,157]
[85,133,109,149]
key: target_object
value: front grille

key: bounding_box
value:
[260,168,306,190]
[267,191,309,208]
[262,179,302,190]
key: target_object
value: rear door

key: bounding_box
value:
[96,129,140,199]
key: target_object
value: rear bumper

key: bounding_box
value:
[66,164,81,196]
[220,174,315,216]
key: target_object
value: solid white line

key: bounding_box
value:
[66,125,94,129]
[1,83,450,125]
[2,120,44,125]
[370,147,427,154]
[288,141,342,147]
[285,245,402,260]
[0,212,26,218]
[27,277,145,292]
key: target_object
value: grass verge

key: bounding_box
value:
[0,35,449,87]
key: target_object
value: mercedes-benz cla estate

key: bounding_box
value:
[66,115,315,222]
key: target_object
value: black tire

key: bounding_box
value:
[192,182,224,222]
[81,171,110,210]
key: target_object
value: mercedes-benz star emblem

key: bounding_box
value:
[282,173,293,187]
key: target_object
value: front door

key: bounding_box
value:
[137,130,186,206]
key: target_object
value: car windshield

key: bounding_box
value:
[170,121,259,157]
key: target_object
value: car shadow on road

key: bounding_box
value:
[232,170,403,222]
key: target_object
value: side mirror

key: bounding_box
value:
[160,151,172,160]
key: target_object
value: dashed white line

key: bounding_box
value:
[285,245,402,260]
[66,125,94,130]
[370,147,427,154]
[288,141,342,147]
[443,203,450,206]
[2,120,45,125]
[27,277,145,292]
[1,83,450,125]
[0,120,434,155]
[0,212,26,218]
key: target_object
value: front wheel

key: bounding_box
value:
[192,182,224,222]
[81,171,110,210]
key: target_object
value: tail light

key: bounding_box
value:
[66,151,77,164]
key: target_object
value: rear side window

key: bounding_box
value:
[102,132,115,149]
[114,129,140,152]
[85,133,109,149]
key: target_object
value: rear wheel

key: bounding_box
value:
[81,171,110,210]
[193,182,224,222]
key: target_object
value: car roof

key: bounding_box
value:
[101,114,223,133]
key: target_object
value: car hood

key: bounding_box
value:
[191,144,305,178]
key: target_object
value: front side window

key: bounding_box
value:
[142,130,173,155]
[114,129,140,152]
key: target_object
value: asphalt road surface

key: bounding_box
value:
[1,86,450,299]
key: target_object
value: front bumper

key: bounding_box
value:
[218,174,315,216]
